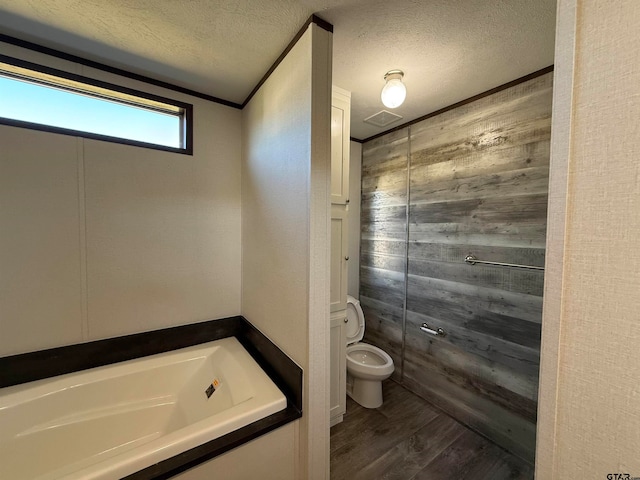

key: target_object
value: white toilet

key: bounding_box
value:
[345,295,395,408]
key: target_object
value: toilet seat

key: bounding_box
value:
[346,343,394,379]
[345,296,394,377]
[345,295,365,345]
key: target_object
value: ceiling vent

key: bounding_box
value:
[363,110,403,128]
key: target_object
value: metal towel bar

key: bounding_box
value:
[464,254,544,271]
[420,323,446,337]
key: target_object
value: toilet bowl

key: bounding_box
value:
[345,295,394,408]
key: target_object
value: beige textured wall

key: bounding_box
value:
[242,27,313,365]
[537,0,640,477]
[172,423,296,480]
[0,41,242,356]
[242,24,332,479]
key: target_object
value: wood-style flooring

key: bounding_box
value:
[330,380,534,480]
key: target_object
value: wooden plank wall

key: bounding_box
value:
[360,72,553,464]
[360,128,409,382]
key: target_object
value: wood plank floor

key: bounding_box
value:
[330,380,534,480]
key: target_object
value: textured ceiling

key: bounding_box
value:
[0,0,556,140]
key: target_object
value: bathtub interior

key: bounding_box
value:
[0,337,286,480]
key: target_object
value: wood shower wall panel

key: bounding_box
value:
[401,341,538,463]
[403,72,553,463]
[360,128,408,381]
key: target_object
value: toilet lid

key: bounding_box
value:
[345,295,364,345]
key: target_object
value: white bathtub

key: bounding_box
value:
[0,337,287,480]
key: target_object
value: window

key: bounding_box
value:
[0,55,192,154]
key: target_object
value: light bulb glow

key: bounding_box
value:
[381,70,406,108]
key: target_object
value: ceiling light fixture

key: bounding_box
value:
[380,70,406,109]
